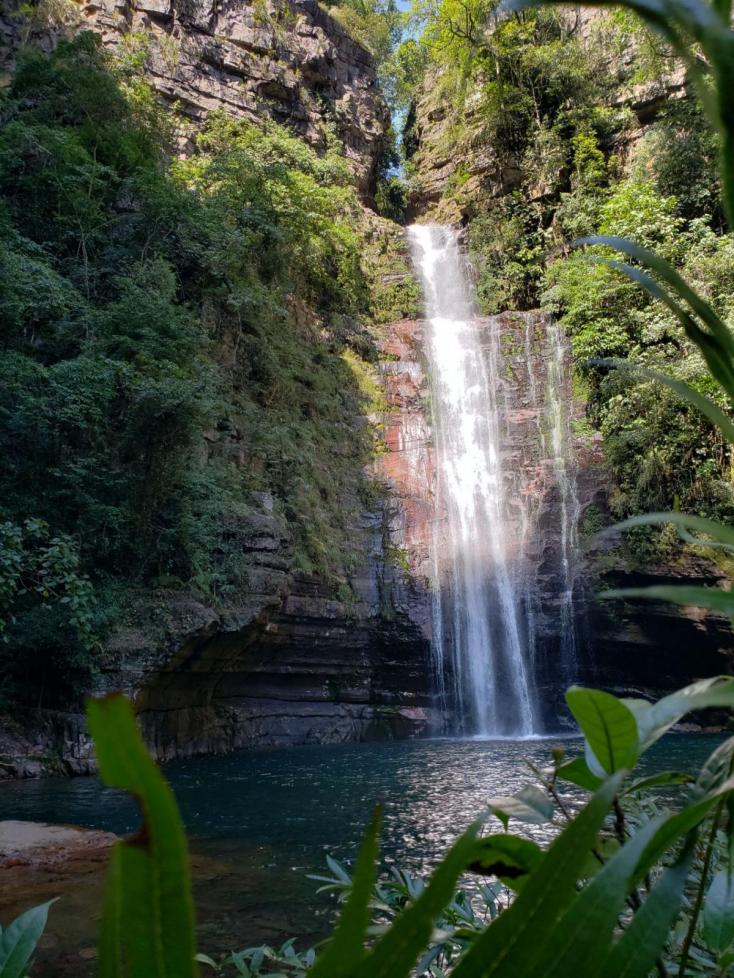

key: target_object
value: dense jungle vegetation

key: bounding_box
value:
[0,30,395,708]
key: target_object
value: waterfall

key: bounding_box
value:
[407,224,537,737]
[407,225,583,738]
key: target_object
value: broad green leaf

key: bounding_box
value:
[487,785,554,826]
[566,687,639,774]
[469,834,544,888]
[556,756,603,791]
[450,773,625,978]
[702,869,734,953]
[624,676,734,752]
[351,820,483,978]
[621,771,694,796]
[308,805,382,978]
[87,695,197,978]
[541,818,665,978]
[0,900,56,978]
[602,585,734,615]
[599,841,695,978]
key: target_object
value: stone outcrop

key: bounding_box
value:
[0,487,437,775]
[0,0,389,196]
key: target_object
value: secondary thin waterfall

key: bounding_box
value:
[408,224,538,737]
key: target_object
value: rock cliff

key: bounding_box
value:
[0,0,389,196]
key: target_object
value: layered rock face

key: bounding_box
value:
[0,0,389,196]
[1,494,437,776]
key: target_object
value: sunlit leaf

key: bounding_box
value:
[487,785,554,826]
[566,687,639,775]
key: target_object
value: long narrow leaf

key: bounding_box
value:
[595,257,734,395]
[541,818,665,978]
[599,840,695,978]
[351,820,483,978]
[308,806,383,978]
[612,512,734,549]
[87,695,197,978]
[601,584,734,614]
[586,237,734,362]
[622,677,734,753]
[590,359,734,444]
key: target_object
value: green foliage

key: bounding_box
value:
[0,900,55,978]
[0,35,387,706]
[469,194,545,313]
[545,179,734,527]
[88,695,197,978]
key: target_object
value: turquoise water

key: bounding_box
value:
[0,734,725,974]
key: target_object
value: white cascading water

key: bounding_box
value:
[408,224,537,737]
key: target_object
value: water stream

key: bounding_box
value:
[407,225,582,737]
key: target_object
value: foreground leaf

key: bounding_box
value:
[87,695,197,978]
[308,806,382,978]
[541,818,665,978]
[450,773,624,978]
[600,840,695,978]
[0,900,56,978]
[702,869,734,953]
[469,835,544,888]
[566,687,639,774]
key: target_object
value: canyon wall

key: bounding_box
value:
[0,0,389,196]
